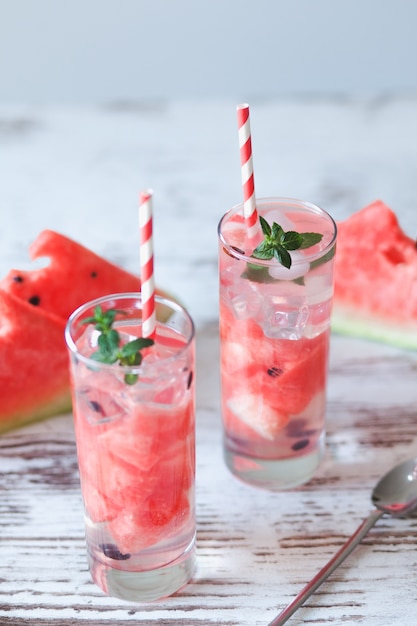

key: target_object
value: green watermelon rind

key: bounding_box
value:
[0,393,72,435]
[331,305,417,351]
[332,200,417,352]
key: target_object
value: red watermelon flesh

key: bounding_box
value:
[332,200,417,349]
[0,291,70,431]
[0,229,140,320]
[220,300,329,452]
[74,390,195,554]
[0,229,152,432]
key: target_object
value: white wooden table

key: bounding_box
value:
[1,98,417,625]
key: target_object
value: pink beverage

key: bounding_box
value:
[65,294,196,602]
[218,198,337,490]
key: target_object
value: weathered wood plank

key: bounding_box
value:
[0,325,417,624]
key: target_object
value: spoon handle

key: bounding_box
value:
[268,508,384,626]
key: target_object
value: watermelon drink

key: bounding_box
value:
[65,294,196,602]
[218,198,337,490]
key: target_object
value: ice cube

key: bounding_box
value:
[152,370,191,406]
[304,274,333,304]
[260,302,310,340]
[265,210,296,232]
[268,251,310,281]
[129,354,192,407]
[74,325,100,357]
[225,280,263,320]
[76,385,128,424]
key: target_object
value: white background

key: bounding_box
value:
[1,0,416,104]
[1,0,417,319]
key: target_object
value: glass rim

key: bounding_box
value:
[65,292,195,374]
[217,196,337,266]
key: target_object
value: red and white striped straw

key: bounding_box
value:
[237,103,259,241]
[139,189,156,340]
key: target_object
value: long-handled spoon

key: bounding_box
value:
[268,457,417,626]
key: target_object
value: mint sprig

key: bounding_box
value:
[82,306,154,385]
[251,215,323,269]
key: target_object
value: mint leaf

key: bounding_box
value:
[271,222,284,240]
[119,337,154,367]
[120,337,153,358]
[81,307,154,384]
[299,232,323,249]
[249,216,323,270]
[252,240,275,260]
[96,331,119,363]
[282,231,303,250]
[259,215,272,237]
[273,244,292,269]
[83,307,125,332]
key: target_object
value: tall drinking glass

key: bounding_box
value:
[65,293,196,602]
[218,198,337,490]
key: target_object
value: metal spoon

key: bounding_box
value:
[268,457,417,626]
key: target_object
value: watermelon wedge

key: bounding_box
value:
[332,200,417,349]
[0,291,70,431]
[0,230,140,320]
[0,230,154,432]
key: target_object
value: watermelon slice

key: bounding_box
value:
[0,230,153,432]
[0,291,70,431]
[0,229,140,320]
[332,200,417,349]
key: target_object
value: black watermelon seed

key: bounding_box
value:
[267,366,283,377]
[291,439,310,451]
[187,371,193,389]
[100,543,131,560]
[285,418,307,437]
[13,275,24,283]
[28,295,40,306]
[90,271,98,278]
[88,400,104,414]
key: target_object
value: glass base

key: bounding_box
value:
[224,444,323,491]
[89,538,196,603]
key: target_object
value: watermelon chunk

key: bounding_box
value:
[221,330,327,441]
[74,392,195,553]
[0,230,154,432]
[0,229,140,320]
[332,200,417,349]
[0,291,70,431]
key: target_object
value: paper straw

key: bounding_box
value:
[139,189,156,340]
[237,103,259,241]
